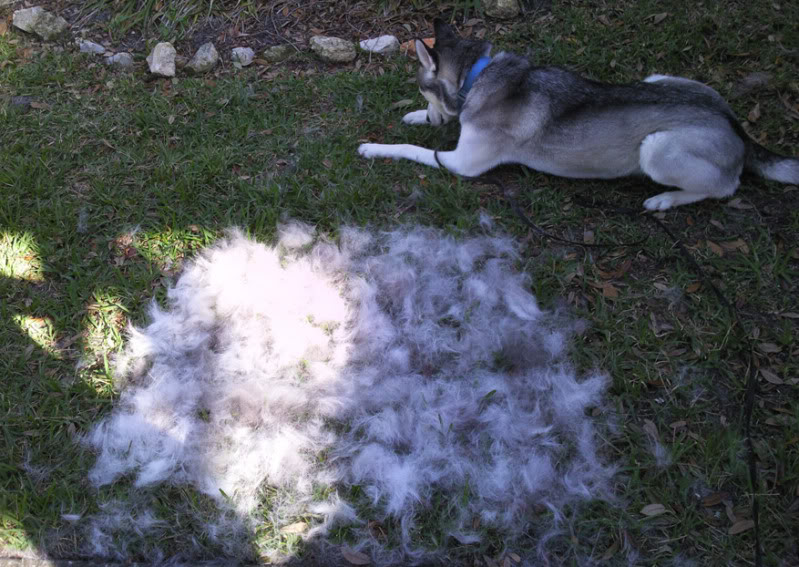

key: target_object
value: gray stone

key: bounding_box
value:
[484,0,520,19]
[359,35,400,55]
[77,39,106,55]
[0,0,19,7]
[310,36,356,63]
[262,44,293,63]
[146,42,176,77]
[105,52,134,69]
[12,6,69,41]
[231,47,254,68]
[188,42,218,73]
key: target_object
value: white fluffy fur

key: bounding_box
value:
[84,222,615,565]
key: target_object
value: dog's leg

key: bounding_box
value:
[359,126,503,176]
[639,131,742,211]
[402,110,431,125]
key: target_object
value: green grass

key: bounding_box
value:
[1,0,798,564]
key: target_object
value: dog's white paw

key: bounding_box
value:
[402,110,429,125]
[358,143,384,159]
[643,193,675,211]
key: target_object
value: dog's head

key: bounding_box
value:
[414,19,492,125]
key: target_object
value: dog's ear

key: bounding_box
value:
[415,39,436,72]
[433,18,456,43]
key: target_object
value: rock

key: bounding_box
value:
[231,47,254,68]
[12,6,70,41]
[77,39,106,55]
[105,52,134,69]
[310,36,356,63]
[0,0,18,7]
[262,44,293,63]
[484,0,520,19]
[146,42,176,77]
[188,42,218,73]
[359,35,400,55]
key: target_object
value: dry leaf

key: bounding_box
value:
[0,20,7,36]
[280,522,308,534]
[719,238,750,254]
[341,546,370,565]
[702,491,729,507]
[760,368,783,384]
[400,38,434,57]
[640,503,667,516]
[30,101,51,110]
[508,553,521,563]
[685,282,701,293]
[583,229,595,244]
[597,14,612,26]
[748,103,761,123]
[651,12,669,24]
[706,240,724,256]
[601,541,619,560]
[726,198,754,209]
[602,282,619,299]
[758,342,782,353]
[390,98,414,109]
[729,519,755,535]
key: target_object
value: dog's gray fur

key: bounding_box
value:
[359,19,799,210]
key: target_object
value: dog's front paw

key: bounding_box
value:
[402,110,429,125]
[358,143,384,159]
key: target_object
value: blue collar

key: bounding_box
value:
[457,56,492,111]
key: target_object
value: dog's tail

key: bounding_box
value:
[745,142,799,184]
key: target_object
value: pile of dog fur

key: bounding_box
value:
[83,221,616,565]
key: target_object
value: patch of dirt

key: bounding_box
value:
[13,0,531,61]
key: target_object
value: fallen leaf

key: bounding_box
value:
[640,503,667,516]
[600,541,619,560]
[0,20,7,36]
[341,547,370,565]
[400,37,434,57]
[597,14,612,26]
[685,282,701,293]
[719,238,749,254]
[30,101,51,110]
[726,198,754,209]
[729,519,755,535]
[602,282,619,299]
[651,12,669,24]
[706,240,724,256]
[508,552,521,563]
[702,491,729,507]
[583,229,595,244]
[280,521,308,534]
[760,368,783,384]
[748,103,761,123]
[390,98,414,109]
[758,342,782,353]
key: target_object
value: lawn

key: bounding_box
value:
[1,0,798,565]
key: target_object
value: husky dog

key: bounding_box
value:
[358,19,799,210]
